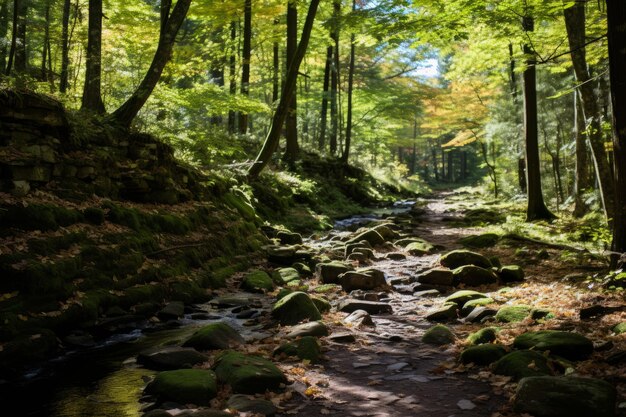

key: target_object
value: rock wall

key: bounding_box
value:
[0,89,202,203]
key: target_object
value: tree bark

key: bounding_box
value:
[5,0,18,75]
[109,0,191,127]
[606,0,626,255]
[41,0,51,81]
[239,0,251,134]
[564,2,614,220]
[318,45,332,151]
[573,90,590,217]
[59,0,71,92]
[247,0,321,179]
[228,20,237,133]
[0,0,9,72]
[272,17,280,103]
[284,0,299,163]
[341,0,356,164]
[329,0,341,156]
[522,16,555,221]
[82,0,105,113]
[13,0,26,72]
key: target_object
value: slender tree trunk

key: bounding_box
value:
[59,0,71,91]
[13,0,26,72]
[109,0,191,127]
[0,0,9,72]
[329,0,341,157]
[564,2,614,220]
[82,0,105,113]
[509,42,526,193]
[248,0,321,179]
[341,0,356,164]
[210,54,224,125]
[573,90,590,216]
[239,0,251,134]
[284,0,299,163]
[432,144,438,181]
[228,21,237,133]
[411,118,418,174]
[318,45,332,151]
[607,0,626,256]
[272,18,279,103]
[5,0,18,75]
[41,0,51,81]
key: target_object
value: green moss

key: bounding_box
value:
[444,290,488,307]
[83,207,105,225]
[151,213,191,234]
[492,350,553,381]
[147,369,217,405]
[613,322,626,334]
[241,270,274,293]
[223,192,257,222]
[274,336,322,363]
[459,233,500,248]
[27,232,86,256]
[120,284,167,307]
[169,280,208,303]
[212,350,287,394]
[105,203,142,230]
[312,284,341,294]
[513,330,593,360]
[271,291,321,325]
[462,297,495,315]
[467,327,498,345]
[273,268,300,285]
[495,305,532,323]
[440,250,492,269]
[183,322,244,350]
[405,241,435,255]
[422,324,455,345]
[0,204,83,231]
[460,344,506,365]
[311,296,331,313]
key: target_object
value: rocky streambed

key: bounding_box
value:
[2,195,624,417]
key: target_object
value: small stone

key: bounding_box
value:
[493,350,553,381]
[145,369,217,405]
[422,325,455,345]
[344,309,374,326]
[286,321,330,338]
[277,231,302,245]
[212,350,287,394]
[338,270,386,291]
[613,322,626,334]
[241,270,274,293]
[461,297,494,316]
[466,327,498,345]
[445,290,488,307]
[227,394,278,417]
[329,332,356,343]
[316,261,354,284]
[271,292,322,325]
[457,399,477,410]
[425,303,458,322]
[464,307,498,323]
[386,252,407,260]
[138,347,208,370]
[274,336,322,363]
[452,265,498,286]
[413,289,441,297]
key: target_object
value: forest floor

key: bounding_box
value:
[247,190,626,417]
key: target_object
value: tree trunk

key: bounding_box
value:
[0,0,9,72]
[607,0,626,255]
[564,2,614,220]
[522,16,555,221]
[573,90,590,217]
[109,0,191,127]
[59,0,71,92]
[341,0,356,164]
[411,118,418,174]
[431,144,438,181]
[247,0,321,179]
[5,0,17,75]
[228,21,237,133]
[272,18,280,103]
[329,0,341,157]
[284,0,299,163]
[41,0,51,81]
[82,0,105,113]
[13,0,26,72]
[318,45,332,152]
[239,0,251,134]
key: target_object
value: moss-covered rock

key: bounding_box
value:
[271,291,322,325]
[277,231,303,245]
[227,394,278,417]
[495,305,532,323]
[453,265,498,286]
[498,265,525,283]
[311,296,331,313]
[137,347,208,371]
[613,322,626,334]
[405,241,435,256]
[422,325,455,345]
[425,303,458,322]
[415,268,454,286]
[286,321,329,338]
[513,376,616,417]
[0,329,59,372]
[459,233,500,248]
[492,350,553,381]
[346,229,385,246]
[461,297,495,316]
[183,322,245,350]
[467,327,498,345]
[316,261,354,284]
[274,336,322,363]
[444,290,488,307]
[241,270,274,293]
[146,369,217,405]
[439,250,492,269]
[212,350,287,394]
[338,270,386,291]
[513,330,594,360]
[460,344,507,365]
[273,267,300,285]
[530,308,555,321]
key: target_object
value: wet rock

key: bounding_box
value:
[425,303,458,322]
[241,270,274,293]
[444,290,488,306]
[422,325,455,345]
[274,336,322,363]
[453,265,498,286]
[513,330,593,360]
[271,292,322,325]
[157,301,185,321]
[183,322,245,350]
[498,265,525,283]
[492,350,553,381]
[495,305,532,323]
[464,307,498,323]
[316,261,354,284]
[227,394,278,416]
[513,376,616,417]
[459,233,500,248]
[415,268,454,286]
[63,330,96,348]
[338,268,386,291]
[461,297,494,316]
[286,321,329,338]
[236,309,258,319]
[277,231,303,245]
[145,369,217,405]
[467,327,498,345]
[346,229,386,247]
[439,250,492,269]
[460,344,507,365]
[273,267,300,285]
[344,309,374,326]
[329,332,356,343]
[212,350,287,394]
[138,346,208,370]
[337,299,393,314]
[209,296,253,308]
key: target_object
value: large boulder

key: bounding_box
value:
[415,269,454,286]
[212,350,287,394]
[452,265,498,286]
[460,344,507,365]
[316,261,354,284]
[146,369,217,405]
[183,322,245,350]
[492,350,553,381]
[241,270,274,293]
[513,330,594,361]
[271,292,322,325]
[439,250,492,269]
[513,376,616,417]
[137,346,208,370]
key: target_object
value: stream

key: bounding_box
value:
[0,203,417,417]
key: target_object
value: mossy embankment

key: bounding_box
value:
[0,89,415,374]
